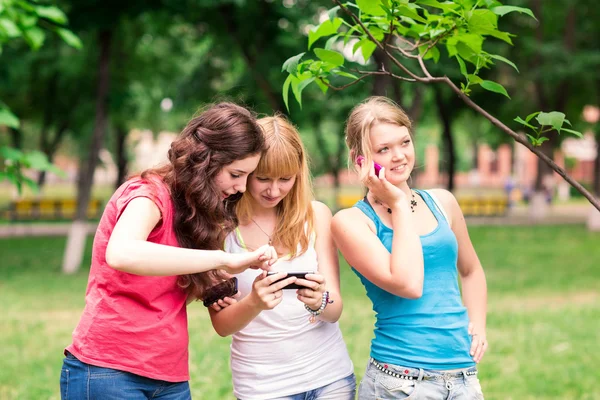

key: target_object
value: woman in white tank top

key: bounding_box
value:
[208,115,355,400]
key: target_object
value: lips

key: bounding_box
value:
[391,164,407,172]
[262,195,279,203]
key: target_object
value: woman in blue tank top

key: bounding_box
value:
[332,97,488,399]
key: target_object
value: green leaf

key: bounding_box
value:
[480,80,510,98]
[291,76,315,109]
[0,146,24,161]
[514,116,536,130]
[417,0,459,12]
[456,55,468,78]
[561,128,583,138]
[282,74,292,111]
[325,35,339,50]
[22,26,45,50]
[467,74,483,85]
[316,78,329,94]
[308,18,343,49]
[22,151,51,170]
[488,54,519,72]
[0,107,20,128]
[353,39,377,61]
[397,5,427,23]
[314,48,344,67]
[491,6,537,21]
[56,28,82,49]
[357,0,387,16]
[327,6,340,20]
[525,111,540,123]
[457,34,484,54]
[282,52,305,74]
[536,111,566,131]
[468,9,498,33]
[0,18,21,38]
[35,6,67,25]
[484,29,514,45]
[22,176,39,193]
[333,70,359,80]
[420,45,440,63]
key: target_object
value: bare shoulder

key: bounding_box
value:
[427,188,458,208]
[332,206,373,231]
[311,200,333,219]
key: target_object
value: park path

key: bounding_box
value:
[0,204,592,238]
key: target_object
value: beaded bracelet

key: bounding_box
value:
[305,291,331,323]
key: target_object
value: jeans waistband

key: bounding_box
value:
[370,358,477,382]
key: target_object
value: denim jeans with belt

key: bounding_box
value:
[60,352,191,400]
[238,373,356,400]
[358,358,484,400]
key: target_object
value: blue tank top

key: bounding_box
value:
[353,189,475,370]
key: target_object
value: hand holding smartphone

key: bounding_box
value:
[267,271,315,290]
[356,155,383,175]
[202,277,238,307]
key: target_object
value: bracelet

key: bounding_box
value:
[305,291,330,323]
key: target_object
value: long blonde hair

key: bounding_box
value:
[236,115,314,258]
[345,96,413,180]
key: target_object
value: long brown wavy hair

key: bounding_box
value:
[141,102,265,300]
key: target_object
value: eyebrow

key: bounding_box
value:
[233,169,248,174]
[377,136,411,146]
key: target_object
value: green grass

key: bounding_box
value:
[1,226,599,399]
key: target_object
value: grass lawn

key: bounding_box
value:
[1,225,599,399]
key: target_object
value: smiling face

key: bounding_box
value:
[247,174,297,208]
[369,122,415,185]
[214,153,262,199]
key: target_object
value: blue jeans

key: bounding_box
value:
[358,359,484,400]
[60,352,191,400]
[240,373,356,400]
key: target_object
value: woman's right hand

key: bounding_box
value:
[247,271,297,311]
[357,160,407,209]
[223,244,278,275]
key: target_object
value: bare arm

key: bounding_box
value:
[434,189,488,363]
[209,272,297,337]
[295,201,343,322]
[106,197,275,276]
[331,203,424,299]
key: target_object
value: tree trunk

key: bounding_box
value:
[63,29,113,274]
[434,86,456,192]
[9,128,22,150]
[115,125,129,190]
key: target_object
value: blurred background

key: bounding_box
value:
[1,0,599,399]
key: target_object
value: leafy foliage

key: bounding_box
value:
[281,0,583,147]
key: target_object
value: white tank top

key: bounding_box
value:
[225,229,354,400]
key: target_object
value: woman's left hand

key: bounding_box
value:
[468,322,488,363]
[209,291,241,312]
[296,273,326,310]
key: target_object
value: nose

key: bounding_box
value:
[267,181,281,197]
[234,181,247,193]
[392,147,406,161]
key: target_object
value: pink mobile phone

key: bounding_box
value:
[356,156,383,175]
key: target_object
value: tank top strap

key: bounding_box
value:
[415,189,446,224]
[354,197,385,230]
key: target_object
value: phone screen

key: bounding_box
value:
[267,271,315,290]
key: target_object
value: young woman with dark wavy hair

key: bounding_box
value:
[60,103,277,400]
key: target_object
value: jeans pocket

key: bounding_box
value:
[60,367,69,400]
[467,375,485,400]
[376,373,420,399]
[88,364,127,378]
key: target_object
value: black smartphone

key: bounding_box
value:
[202,277,238,307]
[267,271,315,290]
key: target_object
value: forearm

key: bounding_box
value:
[461,267,488,331]
[106,239,228,276]
[314,291,343,323]
[209,296,263,337]
[389,207,424,297]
